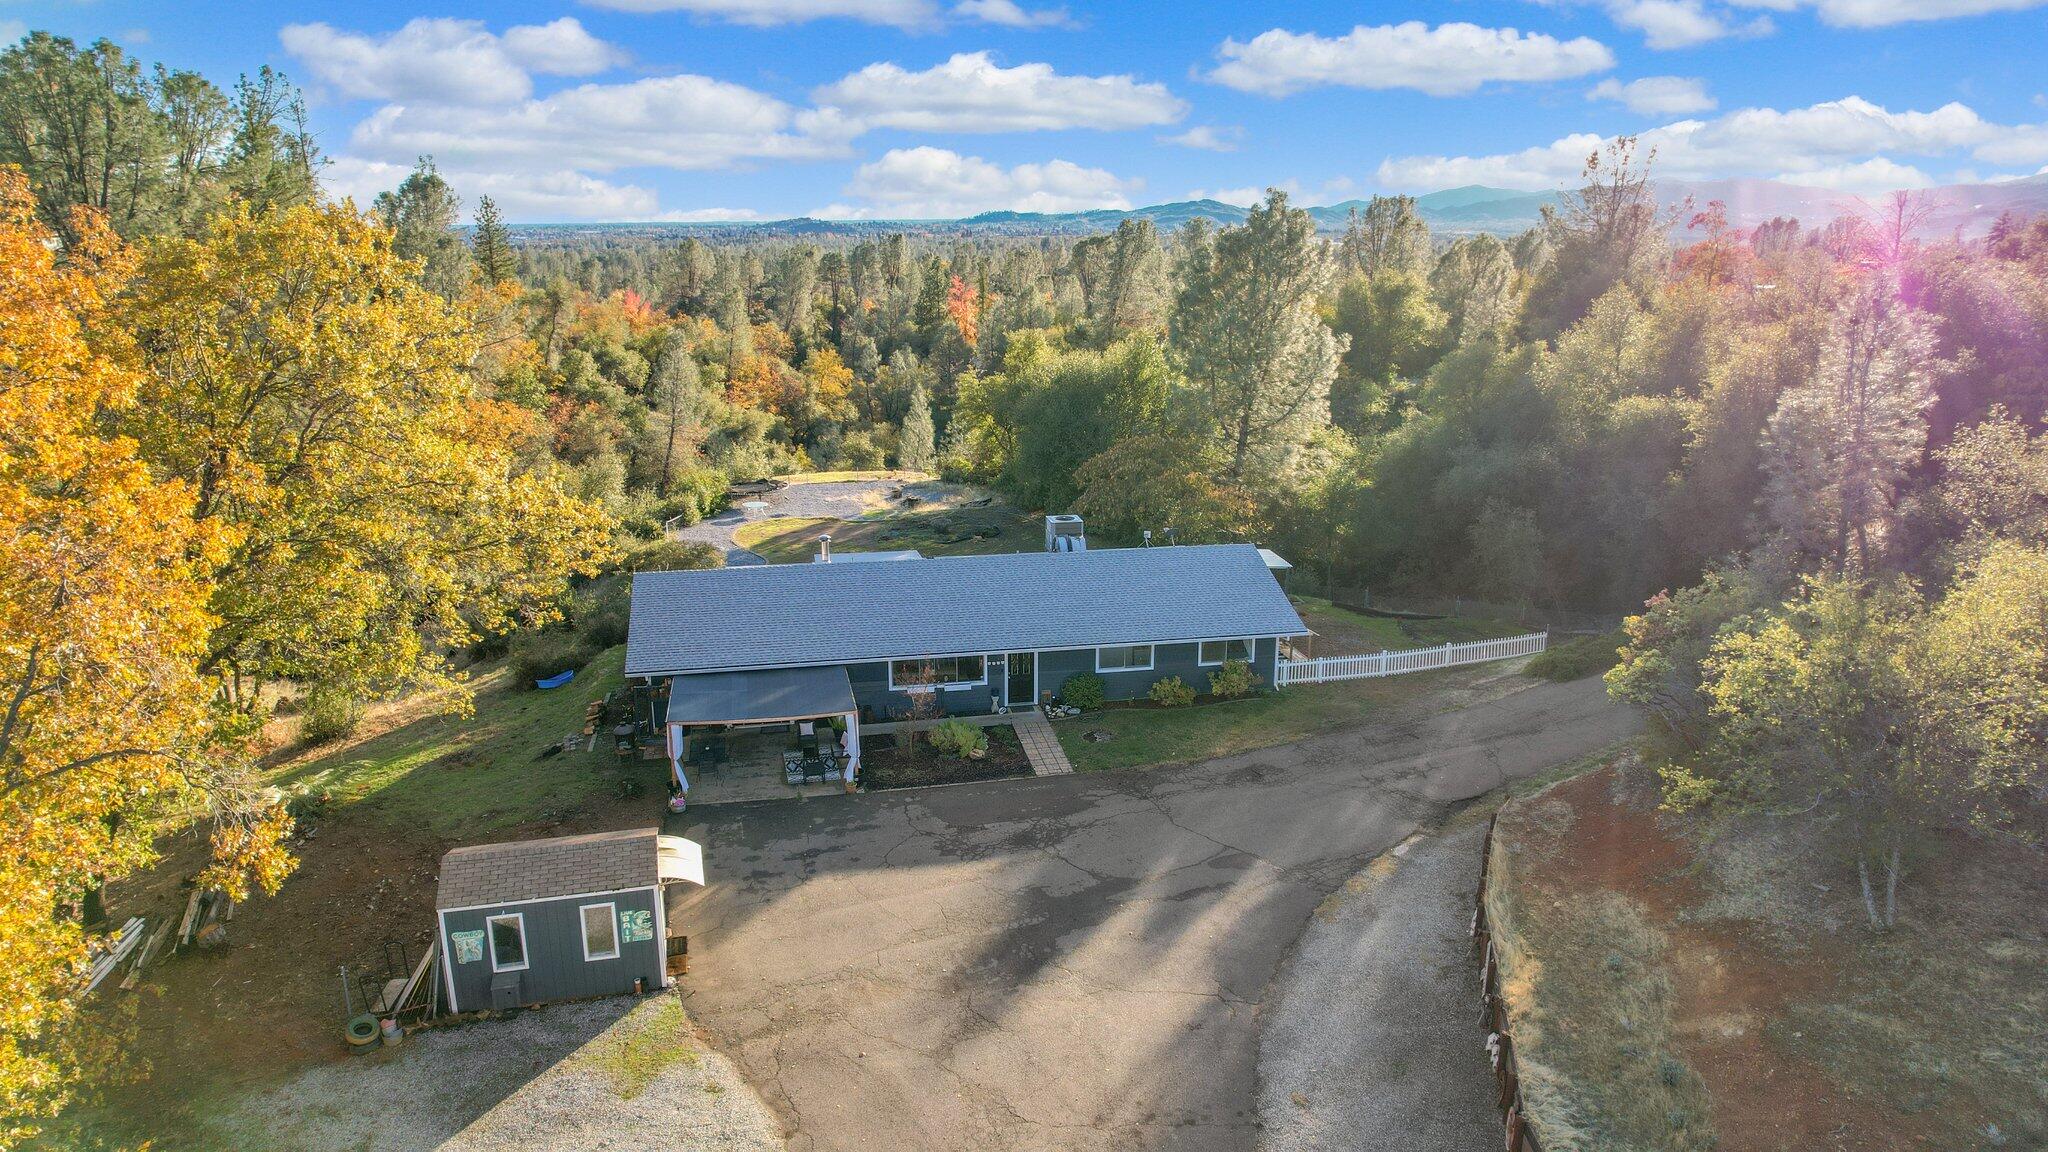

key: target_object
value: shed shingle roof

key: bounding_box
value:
[624,543,1307,678]
[437,828,660,910]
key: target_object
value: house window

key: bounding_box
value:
[487,913,528,972]
[1199,638,1255,666]
[1095,644,1154,673]
[888,655,986,691]
[580,902,620,961]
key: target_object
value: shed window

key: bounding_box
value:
[487,913,528,972]
[1199,638,1255,666]
[580,902,620,961]
[1095,644,1154,673]
[889,655,986,691]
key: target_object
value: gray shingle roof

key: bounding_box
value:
[666,666,856,725]
[624,543,1307,677]
[437,828,660,910]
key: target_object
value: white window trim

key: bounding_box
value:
[1198,638,1257,667]
[1094,644,1155,674]
[887,655,989,693]
[580,902,621,962]
[487,912,530,973]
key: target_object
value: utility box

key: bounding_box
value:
[1045,514,1086,553]
[488,971,522,1011]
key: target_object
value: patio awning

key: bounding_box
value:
[665,665,857,727]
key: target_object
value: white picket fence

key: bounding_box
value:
[1275,632,1549,687]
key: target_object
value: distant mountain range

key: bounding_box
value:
[506,174,2048,244]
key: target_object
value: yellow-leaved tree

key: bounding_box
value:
[0,168,289,1141]
[118,200,614,719]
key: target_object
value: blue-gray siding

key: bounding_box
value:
[677,638,1283,721]
[440,887,663,1013]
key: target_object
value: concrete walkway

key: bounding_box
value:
[662,676,1636,1152]
[1011,710,1073,775]
[1257,821,1501,1152]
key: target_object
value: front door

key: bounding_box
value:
[1006,651,1036,708]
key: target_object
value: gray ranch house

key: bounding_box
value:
[624,540,1307,796]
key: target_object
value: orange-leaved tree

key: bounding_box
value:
[0,167,289,1142]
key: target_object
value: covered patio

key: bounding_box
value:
[664,666,862,808]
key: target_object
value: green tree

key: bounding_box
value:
[374,156,467,297]
[1338,195,1431,280]
[1325,270,1446,434]
[1522,137,1670,341]
[1764,287,1937,576]
[1168,191,1345,481]
[898,381,936,473]
[120,199,613,712]
[1694,575,1926,929]
[0,33,171,242]
[469,194,517,286]
[1071,218,1168,342]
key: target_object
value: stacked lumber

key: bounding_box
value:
[83,918,146,994]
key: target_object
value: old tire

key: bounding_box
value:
[345,1013,379,1048]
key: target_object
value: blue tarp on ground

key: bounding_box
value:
[535,670,576,690]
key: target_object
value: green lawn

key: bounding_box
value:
[1289,595,1530,652]
[1057,673,1459,773]
[735,505,1041,563]
[265,645,647,836]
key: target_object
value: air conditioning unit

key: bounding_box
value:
[1045,514,1086,553]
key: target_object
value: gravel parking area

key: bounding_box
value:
[675,476,949,564]
[209,993,782,1152]
[1256,821,1501,1152]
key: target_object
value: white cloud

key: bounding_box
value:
[1605,0,1774,46]
[348,74,852,173]
[1377,96,2009,190]
[813,52,1185,133]
[1162,125,1244,152]
[1208,21,1615,98]
[280,17,623,106]
[0,21,26,45]
[583,0,940,27]
[1773,156,1934,193]
[1975,122,2048,166]
[820,146,1138,218]
[499,18,627,76]
[1725,0,2047,26]
[1589,76,1717,114]
[952,0,1072,27]
[322,156,664,221]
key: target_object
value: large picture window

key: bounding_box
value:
[888,655,986,691]
[487,912,528,972]
[1199,638,1255,666]
[580,903,620,961]
[1095,644,1154,673]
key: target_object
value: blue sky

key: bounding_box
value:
[8,0,2048,221]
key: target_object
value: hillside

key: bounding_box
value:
[504,175,2048,245]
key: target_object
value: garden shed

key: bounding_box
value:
[435,827,704,1014]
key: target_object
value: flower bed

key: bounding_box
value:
[860,723,1032,790]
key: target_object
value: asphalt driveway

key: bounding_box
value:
[664,676,1635,1151]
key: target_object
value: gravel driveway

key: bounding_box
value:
[675,477,947,565]
[211,994,782,1151]
[1257,821,1501,1152]
[663,675,1637,1151]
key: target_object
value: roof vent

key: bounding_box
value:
[1045,514,1085,553]
[814,533,832,563]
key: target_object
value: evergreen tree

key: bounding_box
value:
[899,382,936,473]
[470,194,517,286]
[374,156,466,297]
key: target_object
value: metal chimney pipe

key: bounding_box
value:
[1142,530,1152,547]
[818,533,832,562]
